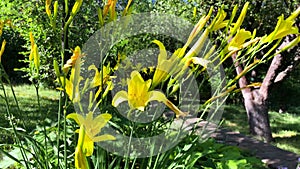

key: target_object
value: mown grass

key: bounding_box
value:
[222,105,300,155]
[0,84,59,143]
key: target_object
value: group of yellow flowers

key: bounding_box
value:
[1,0,299,168]
[56,2,299,168]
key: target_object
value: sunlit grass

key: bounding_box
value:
[222,105,300,155]
[0,84,59,143]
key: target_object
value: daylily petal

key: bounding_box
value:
[83,134,94,156]
[75,125,89,169]
[152,40,168,62]
[93,134,116,142]
[228,29,252,51]
[63,46,82,72]
[75,147,88,169]
[59,77,73,99]
[85,112,93,125]
[187,57,210,68]
[92,113,112,132]
[67,113,85,125]
[148,91,168,103]
[112,91,128,107]
[127,71,151,110]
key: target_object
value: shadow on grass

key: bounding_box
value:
[222,104,300,155]
[0,85,60,143]
[222,105,249,134]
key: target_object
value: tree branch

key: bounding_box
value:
[274,44,300,83]
[231,52,252,99]
[259,37,291,100]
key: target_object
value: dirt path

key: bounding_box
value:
[183,118,300,169]
[211,128,300,169]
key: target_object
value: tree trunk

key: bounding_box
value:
[243,90,273,142]
[232,53,273,142]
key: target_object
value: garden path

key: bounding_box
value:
[183,118,300,169]
[211,128,300,169]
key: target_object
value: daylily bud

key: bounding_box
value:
[97,7,104,26]
[287,6,300,21]
[45,0,52,17]
[33,44,40,72]
[0,40,6,63]
[193,7,197,18]
[122,0,133,16]
[53,1,58,20]
[29,32,34,61]
[209,6,229,31]
[185,29,209,59]
[230,2,249,36]
[0,21,4,36]
[277,36,300,53]
[53,59,60,78]
[71,0,83,16]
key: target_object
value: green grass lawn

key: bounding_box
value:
[222,105,300,155]
[0,84,59,143]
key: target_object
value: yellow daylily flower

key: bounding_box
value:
[262,15,299,43]
[152,39,210,88]
[86,65,114,105]
[59,69,83,102]
[228,29,252,51]
[182,7,213,55]
[210,8,229,31]
[67,112,115,157]
[152,40,180,88]
[88,65,111,89]
[0,40,6,63]
[59,49,83,101]
[112,71,186,117]
[63,46,82,72]
[103,0,117,20]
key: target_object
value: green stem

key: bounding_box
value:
[35,83,50,169]
[56,91,62,167]
[63,90,68,168]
